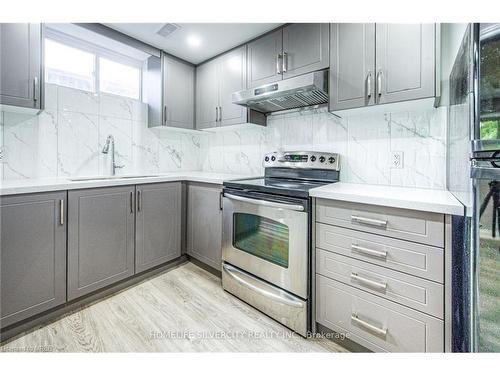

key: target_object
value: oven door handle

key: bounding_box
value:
[223,264,305,308]
[224,193,305,212]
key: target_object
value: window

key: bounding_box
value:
[45,35,142,100]
[99,57,141,100]
[45,39,95,92]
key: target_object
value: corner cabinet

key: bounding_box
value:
[135,182,182,273]
[247,24,329,89]
[0,23,43,111]
[1,191,67,327]
[145,52,195,130]
[329,23,439,112]
[68,186,135,300]
[186,182,223,271]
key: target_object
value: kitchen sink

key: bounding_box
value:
[69,175,158,182]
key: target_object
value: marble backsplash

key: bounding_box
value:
[199,102,447,189]
[1,84,447,190]
[0,84,201,180]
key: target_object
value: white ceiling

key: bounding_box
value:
[104,23,282,64]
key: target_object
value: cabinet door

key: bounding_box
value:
[329,23,376,111]
[186,183,223,271]
[247,29,283,88]
[164,56,195,129]
[135,182,182,273]
[218,45,248,127]
[68,186,135,300]
[375,23,436,104]
[195,59,219,129]
[144,54,163,128]
[0,23,42,109]
[1,191,66,327]
[282,23,329,79]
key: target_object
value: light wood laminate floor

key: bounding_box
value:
[0,262,347,352]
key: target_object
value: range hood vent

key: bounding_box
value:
[232,70,328,114]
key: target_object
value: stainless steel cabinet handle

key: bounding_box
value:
[376,70,383,97]
[33,77,39,102]
[163,105,168,125]
[218,106,222,122]
[282,52,288,73]
[59,199,64,225]
[215,106,219,122]
[351,272,387,291]
[223,264,304,308]
[224,193,305,212]
[351,215,388,228]
[130,192,134,214]
[219,191,223,211]
[351,244,388,260]
[366,71,372,98]
[276,53,282,74]
[137,190,142,212]
[351,313,387,338]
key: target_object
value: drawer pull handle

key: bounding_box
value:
[350,272,387,292]
[351,313,387,338]
[351,215,388,228]
[351,244,387,260]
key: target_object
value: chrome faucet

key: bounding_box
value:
[102,135,124,176]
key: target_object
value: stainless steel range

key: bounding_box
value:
[222,151,340,336]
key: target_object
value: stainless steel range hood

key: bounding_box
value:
[232,70,328,114]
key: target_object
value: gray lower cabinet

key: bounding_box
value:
[376,23,436,104]
[0,191,66,327]
[282,23,329,79]
[163,55,195,129]
[186,182,223,270]
[135,182,182,273]
[329,23,376,111]
[246,29,283,88]
[68,186,135,300]
[0,23,43,110]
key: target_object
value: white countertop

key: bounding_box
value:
[309,182,465,216]
[0,172,256,196]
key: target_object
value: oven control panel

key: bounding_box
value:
[263,151,340,171]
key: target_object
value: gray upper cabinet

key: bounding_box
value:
[186,183,223,271]
[218,46,248,126]
[1,191,66,328]
[195,59,219,129]
[0,23,43,110]
[68,186,135,300]
[163,55,195,129]
[329,23,437,112]
[247,29,283,88]
[146,53,195,129]
[282,23,329,79]
[329,23,376,111]
[135,182,182,273]
[375,23,436,104]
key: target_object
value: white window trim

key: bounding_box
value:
[44,28,143,101]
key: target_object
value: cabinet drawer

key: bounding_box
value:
[316,199,444,247]
[316,223,444,282]
[316,250,443,317]
[316,275,444,352]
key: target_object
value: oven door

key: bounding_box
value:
[222,190,308,298]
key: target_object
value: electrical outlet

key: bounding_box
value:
[390,151,404,169]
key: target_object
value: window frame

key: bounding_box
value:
[44,28,143,101]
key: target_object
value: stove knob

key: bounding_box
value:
[328,156,336,164]
[310,156,316,162]
[271,156,276,161]
[319,156,326,163]
[265,156,270,162]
